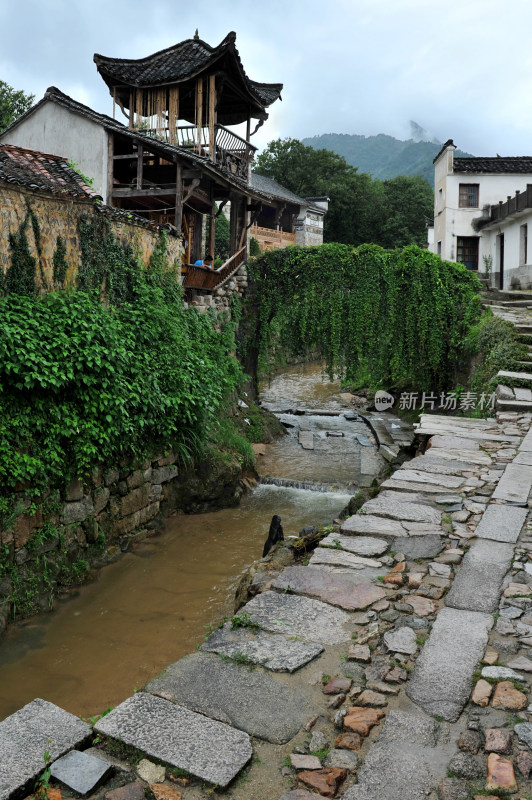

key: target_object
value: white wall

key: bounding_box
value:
[431,143,532,274]
[482,210,532,289]
[0,103,109,201]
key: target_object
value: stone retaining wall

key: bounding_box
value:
[0,447,245,637]
[0,182,183,291]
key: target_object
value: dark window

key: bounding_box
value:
[459,184,479,208]
[457,236,479,269]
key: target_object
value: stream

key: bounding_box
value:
[0,363,388,720]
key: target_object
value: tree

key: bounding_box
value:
[0,81,34,132]
[255,138,383,245]
[254,137,434,248]
[379,175,434,249]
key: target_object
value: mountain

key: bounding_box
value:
[300,133,474,186]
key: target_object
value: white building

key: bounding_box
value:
[430,139,532,288]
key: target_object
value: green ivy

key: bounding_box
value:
[52,235,68,285]
[247,243,482,391]
[5,202,41,295]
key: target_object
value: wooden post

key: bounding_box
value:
[209,74,216,160]
[196,78,203,155]
[136,144,144,190]
[209,185,215,255]
[113,87,116,120]
[129,91,134,129]
[175,163,183,233]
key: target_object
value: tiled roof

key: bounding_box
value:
[250,172,325,212]
[0,143,100,198]
[454,156,532,174]
[94,31,282,110]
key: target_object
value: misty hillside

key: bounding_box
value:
[301,132,474,185]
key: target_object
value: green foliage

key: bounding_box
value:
[0,80,34,131]
[467,311,528,393]
[300,131,474,186]
[255,138,433,247]
[249,236,261,257]
[5,202,41,295]
[0,278,243,496]
[231,612,260,631]
[67,160,95,189]
[52,234,68,285]
[248,243,481,391]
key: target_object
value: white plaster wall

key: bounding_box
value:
[0,103,109,201]
[483,209,532,288]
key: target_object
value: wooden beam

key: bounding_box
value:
[183,177,201,204]
[112,186,177,198]
[113,153,138,160]
[209,184,215,255]
[175,164,183,232]
[136,144,144,190]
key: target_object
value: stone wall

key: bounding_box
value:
[0,182,183,291]
[0,447,246,636]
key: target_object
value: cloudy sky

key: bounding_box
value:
[2,0,532,158]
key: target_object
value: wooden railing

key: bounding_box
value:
[182,247,246,291]
[250,224,296,251]
[142,123,257,181]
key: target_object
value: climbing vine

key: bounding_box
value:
[5,201,42,295]
[247,243,482,391]
[52,234,68,285]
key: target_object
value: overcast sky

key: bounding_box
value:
[2,0,532,159]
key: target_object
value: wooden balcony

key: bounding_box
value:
[250,224,296,251]
[139,123,256,182]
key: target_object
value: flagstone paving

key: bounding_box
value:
[473,503,528,542]
[445,539,515,612]
[271,566,388,609]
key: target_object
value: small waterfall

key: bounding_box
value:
[259,475,357,494]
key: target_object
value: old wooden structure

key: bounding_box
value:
[94,31,282,286]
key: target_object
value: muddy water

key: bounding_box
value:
[0,363,378,721]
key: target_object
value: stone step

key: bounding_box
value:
[517,333,532,343]
[474,502,528,540]
[445,538,515,612]
[415,425,519,444]
[492,464,532,505]
[516,324,532,333]
[0,699,91,800]
[406,607,493,721]
[94,692,252,787]
[496,398,532,413]
[342,711,452,800]
[271,565,387,610]
[201,621,323,672]
[240,590,353,645]
[497,369,532,385]
[144,652,310,744]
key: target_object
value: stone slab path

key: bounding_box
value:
[445,538,515,611]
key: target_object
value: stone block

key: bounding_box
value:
[151,466,178,484]
[50,749,112,795]
[201,621,323,672]
[145,652,310,744]
[0,698,90,800]
[94,692,251,788]
[120,484,150,518]
[14,508,43,549]
[104,469,120,487]
[112,502,160,537]
[156,452,177,467]
[94,487,110,515]
[60,497,94,525]
[126,470,146,491]
[65,478,84,502]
